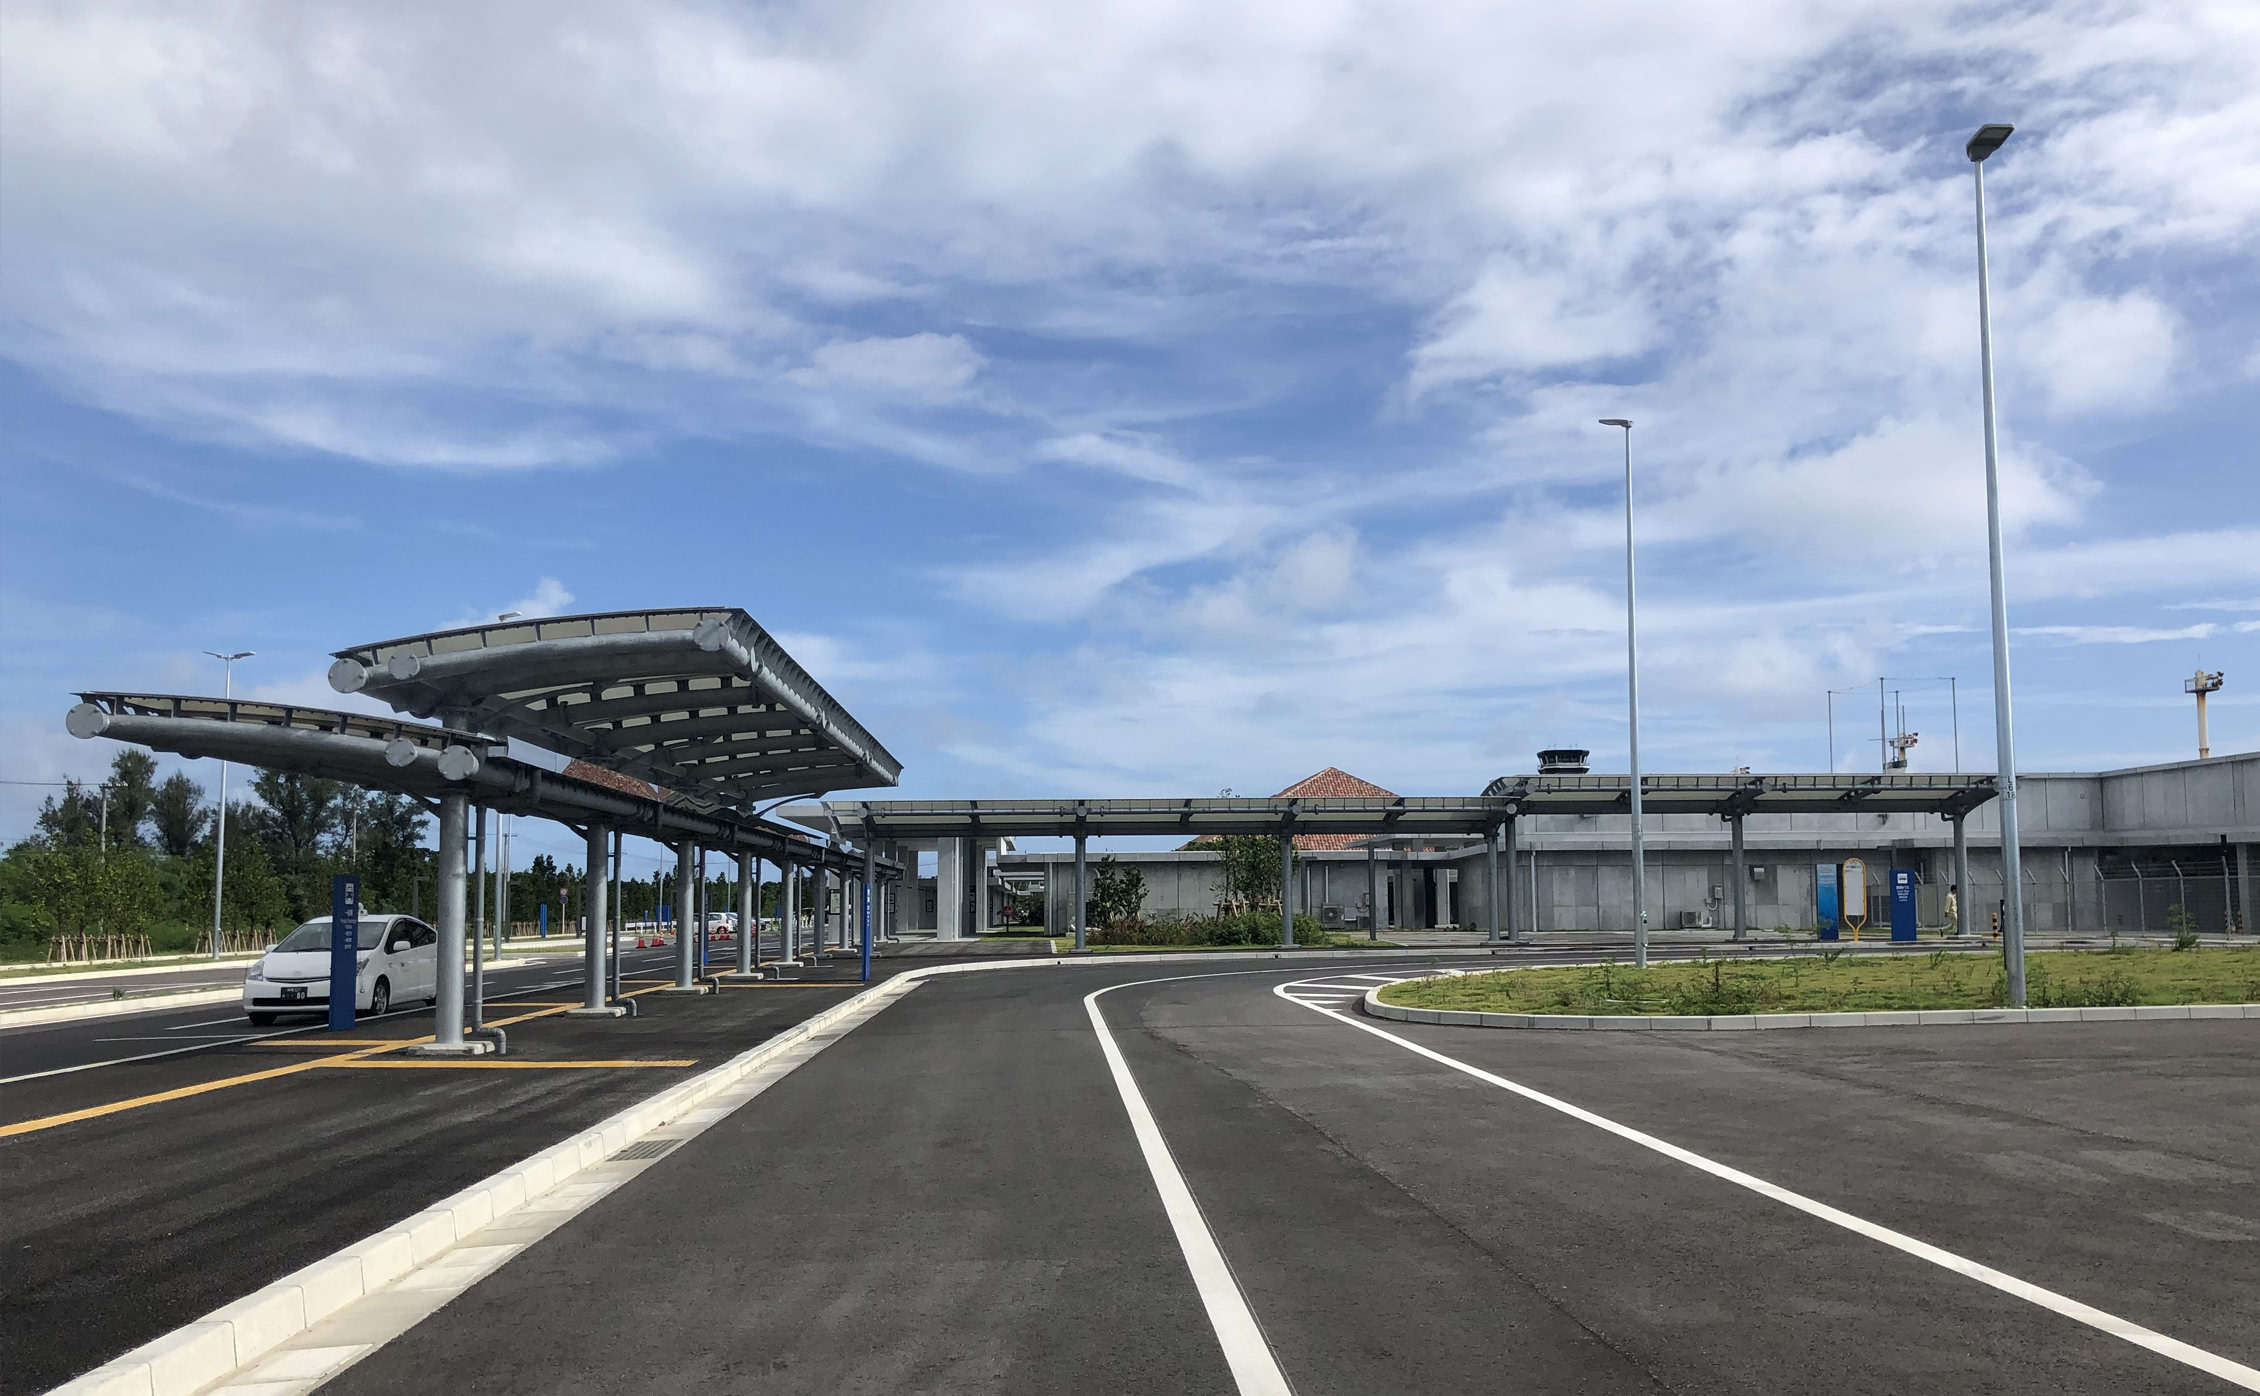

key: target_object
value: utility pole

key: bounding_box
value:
[203,650,254,958]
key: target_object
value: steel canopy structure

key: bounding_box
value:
[801,773,1998,841]
[328,608,902,809]
[65,693,884,878]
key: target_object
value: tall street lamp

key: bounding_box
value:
[1600,418,1648,968]
[203,650,254,959]
[1967,121,2027,1006]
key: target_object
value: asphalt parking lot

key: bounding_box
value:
[10,943,2254,1394]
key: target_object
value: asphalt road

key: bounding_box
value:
[303,952,2258,1395]
[0,939,887,1394]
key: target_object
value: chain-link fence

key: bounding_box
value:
[1958,862,2246,938]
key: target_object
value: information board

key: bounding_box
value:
[1890,868,1917,941]
[329,873,360,1032]
[1815,864,1840,941]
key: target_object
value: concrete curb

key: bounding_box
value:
[1360,979,2260,1031]
[42,947,1502,1396]
[0,956,261,987]
[1,987,241,1030]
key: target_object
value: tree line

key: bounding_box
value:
[0,749,434,960]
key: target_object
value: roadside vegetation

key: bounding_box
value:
[1378,945,2260,1016]
[1077,841,1368,949]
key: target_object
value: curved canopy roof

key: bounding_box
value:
[67,692,887,875]
[328,608,901,809]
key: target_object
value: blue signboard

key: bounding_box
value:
[1815,864,1840,941]
[1890,869,1917,941]
[329,873,360,1032]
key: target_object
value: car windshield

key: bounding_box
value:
[273,921,384,953]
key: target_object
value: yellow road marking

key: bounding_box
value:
[6,985,700,1138]
[327,1059,697,1070]
[251,1038,423,1048]
[1,1039,405,1138]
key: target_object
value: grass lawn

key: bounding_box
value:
[1377,945,2260,1016]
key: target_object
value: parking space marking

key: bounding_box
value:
[1273,976,2260,1392]
[327,1058,698,1070]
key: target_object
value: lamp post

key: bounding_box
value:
[203,650,254,959]
[1967,121,2026,1006]
[1600,418,1648,968]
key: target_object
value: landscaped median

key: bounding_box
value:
[1366,946,2260,1031]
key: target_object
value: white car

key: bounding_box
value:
[243,913,438,1025]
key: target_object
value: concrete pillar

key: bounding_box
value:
[577,823,610,1012]
[674,842,696,988]
[973,842,989,935]
[1356,840,1374,939]
[1486,828,1501,944]
[736,853,755,976]
[1279,831,1296,948]
[815,865,830,953]
[432,793,469,1047]
[935,837,965,940]
[1073,831,1088,954]
[1953,815,1972,936]
[1730,814,1748,941]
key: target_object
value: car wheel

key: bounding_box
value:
[248,1012,276,1026]
[369,978,391,1016]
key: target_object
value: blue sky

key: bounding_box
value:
[3,0,2256,879]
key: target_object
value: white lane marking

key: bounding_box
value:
[1088,981,1294,1396]
[1272,978,2260,1392]
[169,1015,255,1030]
[0,1034,281,1081]
[93,1035,254,1042]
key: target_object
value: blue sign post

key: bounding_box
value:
[329,873,360,1032]
[1890,869,1918,941]
[1815,864,1840,941]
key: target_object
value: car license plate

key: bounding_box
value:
[282,986,306,1001]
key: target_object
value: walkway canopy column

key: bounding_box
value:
[1952,814,1972,936]
[673,841,697,989]
[736,853,756,976]
[783,856,799,962]
[1279,824,1296,948]
[581,823,609,1011]
[1503,815,1520,942]
[431,792,470,1048]
[1072,809,1089,954]
[1366,841,1380,940]
[1485,825,1502,944]
[1730,813,1748,941]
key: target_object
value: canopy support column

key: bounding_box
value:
[1504,816,1521,942]
[1952,814,1972,936]
[568,823,621,1016]
[1366,842,1380,940]
[1279,830,1296,948]
[1072,825,1088,954]
[736,853,756,976]
[668,841,701,991]
[1486,826,1502,945]
[1730,813,1748,941]
[408,793,486,1055]
[783,858,799,964]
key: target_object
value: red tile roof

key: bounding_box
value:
[1185,768,1399,850]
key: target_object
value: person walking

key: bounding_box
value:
[1944,883,1961,937]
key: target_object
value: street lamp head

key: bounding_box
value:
[1966,123,2014,162]
[204,650,255,662]
[1599,418,1632,429]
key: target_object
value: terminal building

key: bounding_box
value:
[872,752,2257,939]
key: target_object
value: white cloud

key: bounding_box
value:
[449,578,575,630]
[787,332,984,403]
[2016,623,2218,645]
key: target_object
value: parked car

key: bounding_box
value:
[243,914,438,1025]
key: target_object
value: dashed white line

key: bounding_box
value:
[1272,975,2260,1392]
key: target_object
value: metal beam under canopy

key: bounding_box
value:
[327,609,902,808]
[66,692,893,877]
[795,772,1997,841]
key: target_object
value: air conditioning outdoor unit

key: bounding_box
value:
[1319,904,1344,927]
[1679,910,1715,929]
